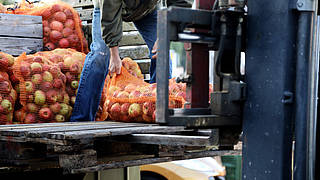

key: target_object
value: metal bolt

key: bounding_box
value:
[297,2,303,7]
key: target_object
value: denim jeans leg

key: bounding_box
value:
[70,8,110,122]
[133,10,172,83]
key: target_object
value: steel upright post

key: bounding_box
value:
[242,0,296,179]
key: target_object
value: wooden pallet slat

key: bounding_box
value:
[119,45,150,59]
[120,31,145,46]
[0,122,155,138]
[0,13,43,38]
[136,59,151,74]
[0,121,241,173]
[0,13,43,56]
[78,8,93,22]
[123,22,138,32]
[47,126,185,140]
[115,134,215,146]
[26,124,150,139]
[0,37,43,56]
[0,121,134,130]
[71,150,242,174]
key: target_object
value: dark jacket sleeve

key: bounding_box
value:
[99,0,191,47]
[100,0,123,47]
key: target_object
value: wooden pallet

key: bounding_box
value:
[0,13,43,56]
[62,0,151,79]
[0,121,240,174]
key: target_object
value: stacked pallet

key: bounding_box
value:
[63,0,151,80]
[0,13,43,56]
[0,121,240,173]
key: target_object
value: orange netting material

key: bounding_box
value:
[122,57,144,80]
[7,0,89,53]
[0,71,17,125]
[101,64,186,123]
[96,57,144,121]
[37,48,86,100]
[12,52,72,124]
[0,53,17,124]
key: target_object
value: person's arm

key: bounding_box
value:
[151,0,191,59]
[100,0,123,74]
[109,46,122,74]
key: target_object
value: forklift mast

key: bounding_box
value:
[244,0,318,180]
[156,0,319,179]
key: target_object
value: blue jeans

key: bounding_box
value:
[70,8,110,122]
[133,10,172,83]
[71,9,172,121]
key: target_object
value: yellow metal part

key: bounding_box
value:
[141,162,212,180]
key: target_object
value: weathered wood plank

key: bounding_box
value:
[26,124,149,139]
[72,157,171,174]
[0,122,102,130]
[0,122,154,137]
[123,22,138,32]
[0,13,43,38]
[135,59,151,74]
[48,126,185,140]
[0,37,42,56]
[120,31,145,46]
[0,136,68,145]
[59,149,97,169]
[0,141,47,161]
[0,121,146,130]
[71,150,241,174]
[113,134,215,146]
[78,9,93,22]
[119,45,150,59]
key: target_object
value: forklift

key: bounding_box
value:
[0,0,319,179]
[155,0,319,179]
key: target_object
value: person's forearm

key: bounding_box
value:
[109,46,122,74]
[110,46,119,56]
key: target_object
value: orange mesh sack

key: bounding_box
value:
[13,53,72,124]
[0,53,20,124]
[0,52,19,99]
[7,0,89,53]
[104,67,185,123]
[38,48,86,102]
[33,48,85,114]
[0,71,17,124]
[96,57,142,121]
[0,52,15,72]
[167,79,214,106]
[122,57,144,80]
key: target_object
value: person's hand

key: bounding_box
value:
[151,39,158,59]
[0,3,6,13]
[109,46,122,74]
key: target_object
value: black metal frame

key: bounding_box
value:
[242,0,319,179]
[156,1,320,179]
[156,7,245,129]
